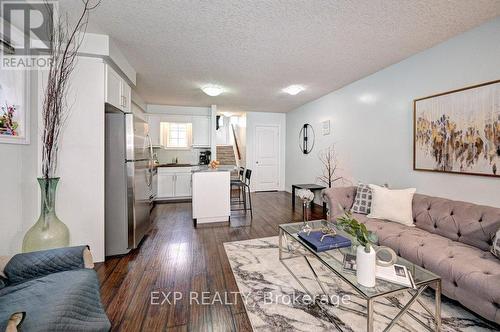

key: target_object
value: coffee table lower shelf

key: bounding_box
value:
[278,227,442,332]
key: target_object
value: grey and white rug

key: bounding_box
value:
[224,236,498,332]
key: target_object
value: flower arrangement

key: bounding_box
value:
[296,189,314,202]
[0,104,19,136]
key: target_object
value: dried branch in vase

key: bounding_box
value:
[317,144,342,188]
[41,0,101,179]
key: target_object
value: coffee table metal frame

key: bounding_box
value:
[278,220,442,332]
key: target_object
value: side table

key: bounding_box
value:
[291,184,327,218]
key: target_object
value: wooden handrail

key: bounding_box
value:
[231,124,242,161]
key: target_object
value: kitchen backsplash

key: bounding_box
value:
[154,148,208,165]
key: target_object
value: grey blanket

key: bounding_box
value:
[0,269,111,331]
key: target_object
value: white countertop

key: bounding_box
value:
[192,165,236,173]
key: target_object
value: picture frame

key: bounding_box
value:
[413,79,500,178]
[0,67,30,145]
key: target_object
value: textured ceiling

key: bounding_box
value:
[61,0,500,112]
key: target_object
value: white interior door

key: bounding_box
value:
[254,125,279,191]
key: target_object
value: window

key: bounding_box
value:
[160,122,192,148]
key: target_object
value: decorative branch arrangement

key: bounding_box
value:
[41,0,100,179]
[317,144,342,188]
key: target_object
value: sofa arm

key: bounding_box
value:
[4,246,94,284]
[322,186,356,220]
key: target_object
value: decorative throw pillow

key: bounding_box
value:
[367,184,416,226]
[351,183,372,214]
[491,229,500,259]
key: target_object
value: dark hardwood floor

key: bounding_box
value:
[96,191,325,332]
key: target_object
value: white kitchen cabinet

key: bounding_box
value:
[121,81,131,113]
[157,167,193,199]
[157,173,175,198]
[105,64,131,112]
[192,116,211,147]
[175,173,192,197]
[105,65,122,109]
[147,115,162,147]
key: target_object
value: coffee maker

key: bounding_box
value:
[199,150,211,165]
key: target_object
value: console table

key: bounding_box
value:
[291,184,327,218]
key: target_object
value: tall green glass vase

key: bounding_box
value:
[22,177,70,252]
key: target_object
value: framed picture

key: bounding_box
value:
[414,80,500,177]
[342,253,357,273]
[0,67,29,145]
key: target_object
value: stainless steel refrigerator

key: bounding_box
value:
[105,104,155,256]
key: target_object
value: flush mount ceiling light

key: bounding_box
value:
[358,94,377,104]
[282,85,305,96]
[201,85,224,97]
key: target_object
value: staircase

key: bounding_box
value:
[216,145,237,166]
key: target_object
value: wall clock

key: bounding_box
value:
[299,123,315,154]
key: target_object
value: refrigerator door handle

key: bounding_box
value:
[144,134,154,188]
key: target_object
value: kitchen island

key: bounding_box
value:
[192,166,234,226]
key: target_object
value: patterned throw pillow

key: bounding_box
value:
[351,183,372,214]
[492,228,500,259]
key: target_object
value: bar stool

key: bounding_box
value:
[231,169,253,219]
[231,167,245,204]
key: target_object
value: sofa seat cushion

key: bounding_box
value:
[0,269,111,332]
[352,213,500,310]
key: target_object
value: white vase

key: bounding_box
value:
[356,245,376,287]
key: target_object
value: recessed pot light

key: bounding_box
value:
[202,85,224,97]
[282,85,305,95]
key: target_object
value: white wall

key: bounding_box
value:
[38,57,106,261]
[0,71,39,256]
[246,112,286,191]
[286,18,500,208]
[0,58,106,260]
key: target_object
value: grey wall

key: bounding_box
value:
[286,18,500,208]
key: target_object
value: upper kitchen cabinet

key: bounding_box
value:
[191,116,211,148]
[147,114,162,148]
[105,64,131,112]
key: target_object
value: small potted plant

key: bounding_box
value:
[337,211,378,287]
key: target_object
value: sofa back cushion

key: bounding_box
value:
[413,194,500,251]
[323,186,356,219]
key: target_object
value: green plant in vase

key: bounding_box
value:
[337,210,378,287]
[337,211,378,253]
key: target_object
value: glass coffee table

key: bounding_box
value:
[279,220,442,332]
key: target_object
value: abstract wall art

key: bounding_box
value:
[414,80,500,177]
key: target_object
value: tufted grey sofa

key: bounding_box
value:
[323,186,500,324]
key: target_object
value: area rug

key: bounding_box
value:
[223,236,498,332]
